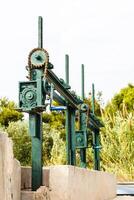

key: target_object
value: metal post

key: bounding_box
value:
[92,83,100,170]
[31,16,43,190]
[70,108,76,165]
[29,113,42,191]
[65,55,69,85]
[93,130,100,170]
[65,54,71,164]
[38,16,43,48]
[81,64,85,100]
[92,83,95,115]
[80,64,86,168]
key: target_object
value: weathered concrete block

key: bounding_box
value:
[21,167,49,190]
[21,186,50,200]
[0,133,21,200]
[49,165,117,200]
[21,167,31,190]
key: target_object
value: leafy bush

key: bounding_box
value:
[6,120,31,166]
[0,97,23,126]
[100,109,134,181]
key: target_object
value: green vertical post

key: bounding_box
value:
[80,64,86,168]
[29,112,42,191]
[65,54,71,164]
[30,16,43,191]
[65,54,69,85]
[92,83,100,170]
[81,64,85,100]
[92,83,95,115]
[70,108,76,165]
[38,16,43,48]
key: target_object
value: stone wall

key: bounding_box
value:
[0,133,21,200]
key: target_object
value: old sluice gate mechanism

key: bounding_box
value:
[18,16,103,191]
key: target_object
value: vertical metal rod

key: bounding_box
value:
[92,83,95,114]
[70,109,76,165]
[38,16,43,48]
[30,113,42,191]
[92,83,100,170]
[94,130,100,170]
[65,54,71,164]
[65,55,69,84]
[31,16,43,190]
[81,64,85,100]
[80,64,86,168]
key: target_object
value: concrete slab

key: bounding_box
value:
[21,165,117,200]
[21,186,50,200]
[0,133,21,200]
[21,167,49,190]
[49,165,117,200]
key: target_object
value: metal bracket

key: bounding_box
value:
[19,80,45,112]
[75,131,88,149]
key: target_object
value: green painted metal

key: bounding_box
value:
[38,16,43,48]
[19,71,45,112]
[65,55,71,164]
[65,54,69,85]
[75,130,87,149]
[29,113,42,190]
[18,16,105,192]
[79,104,87,168]
[81,64,85,100]
[70,108,76,165]
[93,130,100,170]
[46,69,81,109]
[30,69,44,190]
[91,83,100,170]
[92,83,95,114]
[79,64,87,168]
[65,107,71,164]
[29,16,44,190]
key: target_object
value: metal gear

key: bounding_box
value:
[27,48,49,80]
[28,48,49,69]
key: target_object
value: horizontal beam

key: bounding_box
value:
[53,91,66,105]
[88,113,103,131]
[46,69,81,109]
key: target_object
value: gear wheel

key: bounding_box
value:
[28,48,49,69]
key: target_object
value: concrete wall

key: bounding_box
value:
[21,187,50,200]
[21,165,117,200]
[0,133,21,200]
[0,132,117,200]
[49,165,117,200]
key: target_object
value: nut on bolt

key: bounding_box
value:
[81,103,88,112]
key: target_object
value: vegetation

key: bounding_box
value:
[100,84,134,180]
[100,109,134,181]
[105,84,134,115]
[0,97,23,126]
[0,84,134,181]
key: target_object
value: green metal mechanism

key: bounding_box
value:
[75,130,87,149]
[18,16,103,191]
[79,65,87,168]
[91,83,102,170]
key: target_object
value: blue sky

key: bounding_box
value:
[0,0,134,105]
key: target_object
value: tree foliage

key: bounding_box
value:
[6,120,31,166]
[0,97,23,126]
[100,110,134,181]
[105,84,134,115]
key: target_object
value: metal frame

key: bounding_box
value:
[18,16,103,191]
